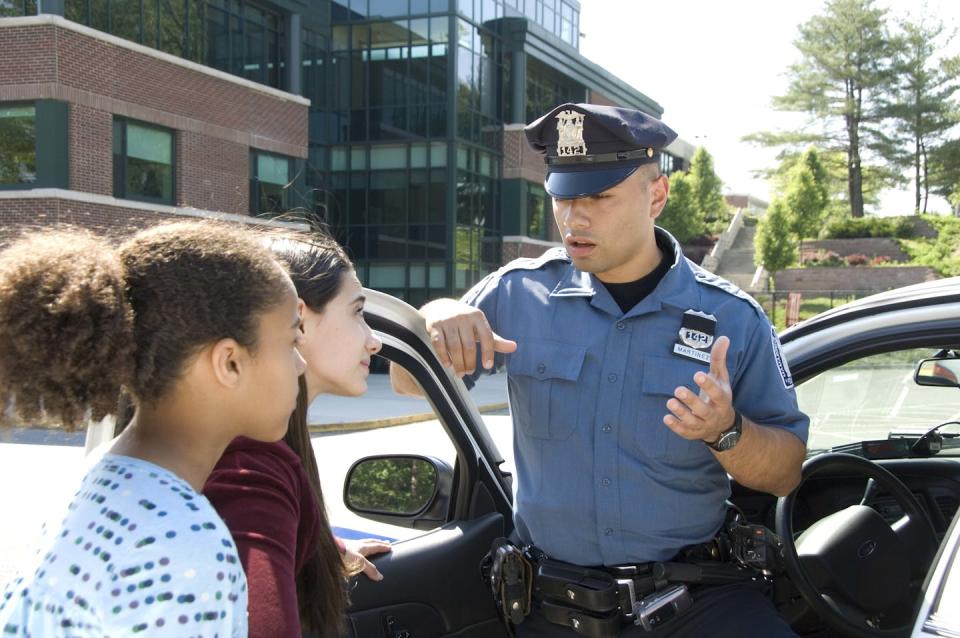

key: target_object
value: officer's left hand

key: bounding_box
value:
[663,336,736,444]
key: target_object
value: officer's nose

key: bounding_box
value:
[553,197,590,231]
[560,197,590,231]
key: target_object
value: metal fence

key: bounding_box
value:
[751,289,886,329]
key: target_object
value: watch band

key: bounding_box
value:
[707,411,742,452]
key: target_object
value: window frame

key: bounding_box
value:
[112,117,176,205]
[0,102,38,190]
[249,149,294,215]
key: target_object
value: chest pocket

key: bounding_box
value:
[637,357,708,462]
[507,340,587,440]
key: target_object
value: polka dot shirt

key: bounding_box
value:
[0,455,248,637]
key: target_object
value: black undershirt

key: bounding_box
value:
[601,233,673,314]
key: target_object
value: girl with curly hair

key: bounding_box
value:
[204,233,390,638]
[0,222,306,637]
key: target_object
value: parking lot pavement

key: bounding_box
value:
[307,370,508,428]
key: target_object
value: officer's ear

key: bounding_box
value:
[648,172,670,219]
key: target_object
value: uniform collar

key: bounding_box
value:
[548,227,701,318]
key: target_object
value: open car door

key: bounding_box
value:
[326,290,514,638]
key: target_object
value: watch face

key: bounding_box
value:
[714,431,741,452]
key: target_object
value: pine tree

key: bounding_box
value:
[747,0,898,217]
[879,18,960,214]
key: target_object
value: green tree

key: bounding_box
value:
[879,19,960,214]
[688,147,727,225]
[929,138,960,216]
[747,0,898,218]
[755,199,797,274]
[658,172,704,243]
[783,147,830,260]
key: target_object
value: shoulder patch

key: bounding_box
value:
[496,246,569,276]
[690,263,766,318]
[770,325,794,389]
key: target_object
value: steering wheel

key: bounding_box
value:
[774,453,938,638]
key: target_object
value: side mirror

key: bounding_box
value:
[915,358,960,388]
[344,455,453,531]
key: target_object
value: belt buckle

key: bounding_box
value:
[616,577,638,621]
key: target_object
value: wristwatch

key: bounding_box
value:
[707,411,742,452]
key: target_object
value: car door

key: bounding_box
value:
[319,290,514,638]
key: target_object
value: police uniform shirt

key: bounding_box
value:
[462,227,809,567]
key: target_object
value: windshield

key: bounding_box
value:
[796,348,960,454]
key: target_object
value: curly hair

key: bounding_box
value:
[0,222,290,428]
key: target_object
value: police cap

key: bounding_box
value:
[524,103,678,199]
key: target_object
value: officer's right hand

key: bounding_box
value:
[421,299,517,376]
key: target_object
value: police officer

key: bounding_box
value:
[391,103,808,637]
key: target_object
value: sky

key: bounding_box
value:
[578,0,960,216]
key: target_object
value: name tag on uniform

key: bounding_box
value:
[673,310,716,365]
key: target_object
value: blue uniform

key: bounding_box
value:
[463,228,808,567]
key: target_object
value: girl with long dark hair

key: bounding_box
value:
[204,232,390,637]
[0,222,305,636]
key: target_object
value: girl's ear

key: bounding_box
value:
[209,337,244,389]
[297,298,306,334]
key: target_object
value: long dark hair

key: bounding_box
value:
[270,233,354,636]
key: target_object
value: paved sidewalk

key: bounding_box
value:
[307,371,508,430]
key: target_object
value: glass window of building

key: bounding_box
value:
[333,13,449,143]
[113,118,174,204]
[0,0,36,16]
[0,104,37,186]
[526,57,584,123]
[526,182,547,239]
[250,151,292,215]
[65,0,284,86]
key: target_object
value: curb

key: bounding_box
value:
[308,402,509,434]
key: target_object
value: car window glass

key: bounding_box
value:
[797,348,960,453]
[310,355,457,542]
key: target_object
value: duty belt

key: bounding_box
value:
[486,515,785,636]
[533,556,754,637]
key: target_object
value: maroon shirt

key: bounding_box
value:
[204,437,321,638]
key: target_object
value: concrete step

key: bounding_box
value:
[715,224,761,291]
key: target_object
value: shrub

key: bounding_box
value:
[845,253,869,266]
[822,216,915,239]
[869,255,891,266]
[806,250,843,267]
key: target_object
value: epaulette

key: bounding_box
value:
[495,246,569,277]
[689,262,766,318]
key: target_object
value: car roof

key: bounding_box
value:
[780,277,960,344]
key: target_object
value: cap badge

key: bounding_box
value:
[555,110,587,157]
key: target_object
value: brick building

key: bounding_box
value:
[1,1,691,302]
[0,14,308,238]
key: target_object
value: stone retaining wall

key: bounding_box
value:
[774,266,938,291]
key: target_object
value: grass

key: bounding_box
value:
[754,294,866,332]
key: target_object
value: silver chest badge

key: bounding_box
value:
[556,110,587,157]
[673,309,717,365]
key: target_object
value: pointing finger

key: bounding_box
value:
[493,333,518,354]
[709,336,730,381]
